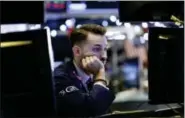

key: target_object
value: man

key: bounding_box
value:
[54,24,115,117]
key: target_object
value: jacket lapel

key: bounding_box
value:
[65,61,89,92]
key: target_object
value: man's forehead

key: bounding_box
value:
[87,32,107,44]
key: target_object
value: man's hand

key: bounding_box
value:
[82,56,105,78]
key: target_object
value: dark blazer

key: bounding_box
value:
[54,61,115,117]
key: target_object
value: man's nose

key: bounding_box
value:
[100,51,107,61]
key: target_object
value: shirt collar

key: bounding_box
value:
[73,61,91,84]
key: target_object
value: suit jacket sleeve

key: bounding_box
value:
[54,70,115,117]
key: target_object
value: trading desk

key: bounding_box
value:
[97,106,183,118]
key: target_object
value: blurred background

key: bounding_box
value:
[1,1,149,100]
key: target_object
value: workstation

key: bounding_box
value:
[1,1,184,118]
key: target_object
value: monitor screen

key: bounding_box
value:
[1,1,44,24]
[1,29,56,117]
[122,58,140,89]
[148,28,184,104]
[66,1,118,14]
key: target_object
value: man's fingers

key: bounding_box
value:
[82,58,87,68]
[85,57,91,65]
[89,56,95,63]
[92,56,97,61]
[82,55,105,75]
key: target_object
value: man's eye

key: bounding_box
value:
[93,47,101,52]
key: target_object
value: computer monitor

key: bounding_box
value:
[148,27,184,104]
[1,29,56,117]
[51,35,73,61]
[118,1,184,22]
[1,1,44,24]
[122,57,140,89]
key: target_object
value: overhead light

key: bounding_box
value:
[116,20,122,26]
[76,24,82,28]
[141,22,148,28]
[50,30,57,37]
[60,24,67,32]
[143,33,148,40]
[124,23,131,28]
[134,25,142,34]
[65,19,75,28]
[154,22,166,27]
[105,31,114,36]
[114,34,126,40]
[154,22,161,27]
[102,20,108,27]
[109,15,117,22]
[105,31,121,37]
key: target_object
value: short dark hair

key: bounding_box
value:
[69,24,106,47]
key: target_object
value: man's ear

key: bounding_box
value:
[72,45,81,57]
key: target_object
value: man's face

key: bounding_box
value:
[79,32,108,65]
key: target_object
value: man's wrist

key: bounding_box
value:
[94,81,109,90]
[95,68,106,80]
[94,79,108,86]
[94,68,108,87]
